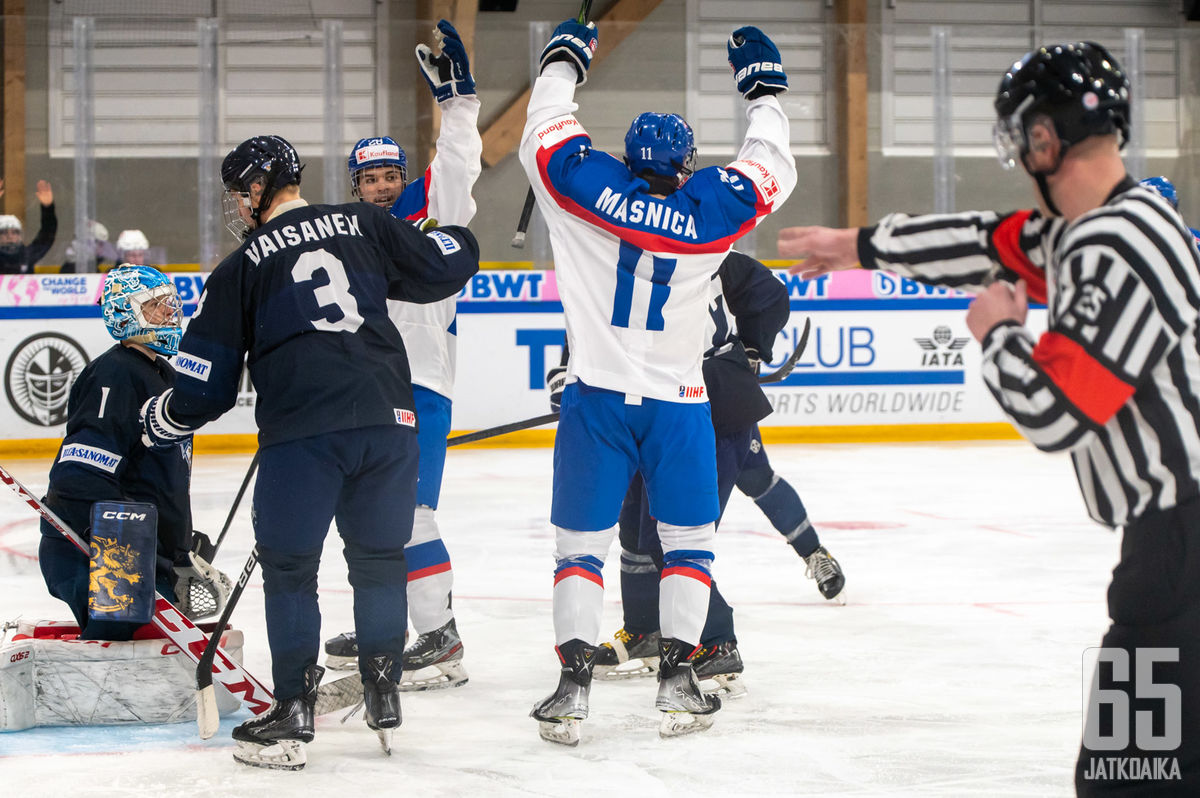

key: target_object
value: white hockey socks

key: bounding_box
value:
[404,506,454,633]
[551,525,616,645]
[657,521,716,645]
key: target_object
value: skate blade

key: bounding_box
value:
[400,660,469,692]
[232,739,306,771]
[700,672,747,699]
[314,672,364,716]
[537,718,581,746]
[324,653,358,671]
[594,658,658,681]
[828,588,848,606]
[375,727,393,756]
[658,710,716,738]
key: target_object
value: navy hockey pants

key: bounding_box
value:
[618,425,754,645]
[252,425,418,699]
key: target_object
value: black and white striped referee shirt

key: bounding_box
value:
[856,176,1200,528]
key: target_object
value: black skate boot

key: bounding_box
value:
[690,640,746,698]
[362,654,402,755]
[530,639,596,747]
[803,545,846,603]
[232,663,323,770]
[323,630,358,671]
[593,628,660,680]
[400,618,468,691]
[656,638,720,738]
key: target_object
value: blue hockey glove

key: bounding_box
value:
[546,365,567,412]
[416,19,476,102]
[140,389,192,449]
[727,26,788,100]
[539,19,598,85]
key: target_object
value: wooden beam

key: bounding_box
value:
[415,1,478,168]
[480,0,664,168]
[834,0,868,227]
[2,0,26,217]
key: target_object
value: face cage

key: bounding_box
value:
[129,284,183,330]
[992,115,1025,171]
[222,189,253,241]
[350,164,407,199]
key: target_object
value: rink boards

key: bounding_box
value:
[0,270,1033,452]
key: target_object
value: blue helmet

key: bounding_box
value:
[1140,176,1179,210]
[623,113,697,190]
[101,266,182,357]
[348,136,407,199]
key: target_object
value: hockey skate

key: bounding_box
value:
[690,640,746,699]
[232,664,323,771]
[593,628,660,680]
[531,640,596,747]
[362,654,402,755]
[804,546,846,604]
[323,630,359,671]
[400,618,468,691]
[656,639,720,738]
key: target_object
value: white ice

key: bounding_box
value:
[0,441,1116,796]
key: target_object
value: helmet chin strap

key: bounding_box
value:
[1034,173,1062,217]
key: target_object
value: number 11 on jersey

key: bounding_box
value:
[611,241,676,332]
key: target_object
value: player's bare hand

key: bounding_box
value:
[967,279,1028,343]
[35,180,53,206]
[779,226,860,279]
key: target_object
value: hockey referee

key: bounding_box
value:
[777,42,1200,795]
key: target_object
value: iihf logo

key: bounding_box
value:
[678,385,705,399]
[4,332,90,426]
[914,325,968,367]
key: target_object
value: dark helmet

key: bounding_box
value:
[992,42,1129,170]
[623,113,697,192]
[220,135,304,239]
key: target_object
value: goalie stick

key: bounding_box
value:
[512,0,594,248]
[0,463,275,717]
[446,318,813,445]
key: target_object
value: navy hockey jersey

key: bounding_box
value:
[45,344,193,561]
[169,199,479,446]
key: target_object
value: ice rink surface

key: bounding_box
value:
[0,441,1118,796]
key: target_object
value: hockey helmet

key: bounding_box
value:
[1139,176,1179,210]
[101,265,183,356]
[220,135,304,240]
[116,229,151,265]
[993,42,1129,171]
[347,136,408,201]
[623,113,697,192]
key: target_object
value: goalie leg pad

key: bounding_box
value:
[88,502,158,625]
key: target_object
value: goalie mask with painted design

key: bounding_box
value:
[101,265,183,356]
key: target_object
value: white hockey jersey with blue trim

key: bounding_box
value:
[386,94,482,400]
[519,66,795,403]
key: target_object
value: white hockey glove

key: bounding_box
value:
[546,366,567,412]
[140,389,192,449]
[174,531,233,621]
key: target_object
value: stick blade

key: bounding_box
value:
[197,685,221,739]
[511,231,528,249]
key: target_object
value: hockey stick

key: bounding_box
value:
[212,449,259,554]
[446,411,561,447]
[511,0,594,248]
[0,464,275,717]
[444,324,813,446]
[757,317,812,385]
[195,545,259,738]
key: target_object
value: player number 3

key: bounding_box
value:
[291,249,365,333]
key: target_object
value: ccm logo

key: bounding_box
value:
[102,511,147,520]
[10,650,30,662]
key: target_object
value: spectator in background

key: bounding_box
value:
[61,220,113,273]
[116,229,151,266]
[0,178,57,275]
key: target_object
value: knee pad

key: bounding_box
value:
[735,463,775,499]
[656,520,715,552]
[257,543,322,595]
[554,525,616,562]
[408,505,440,546]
